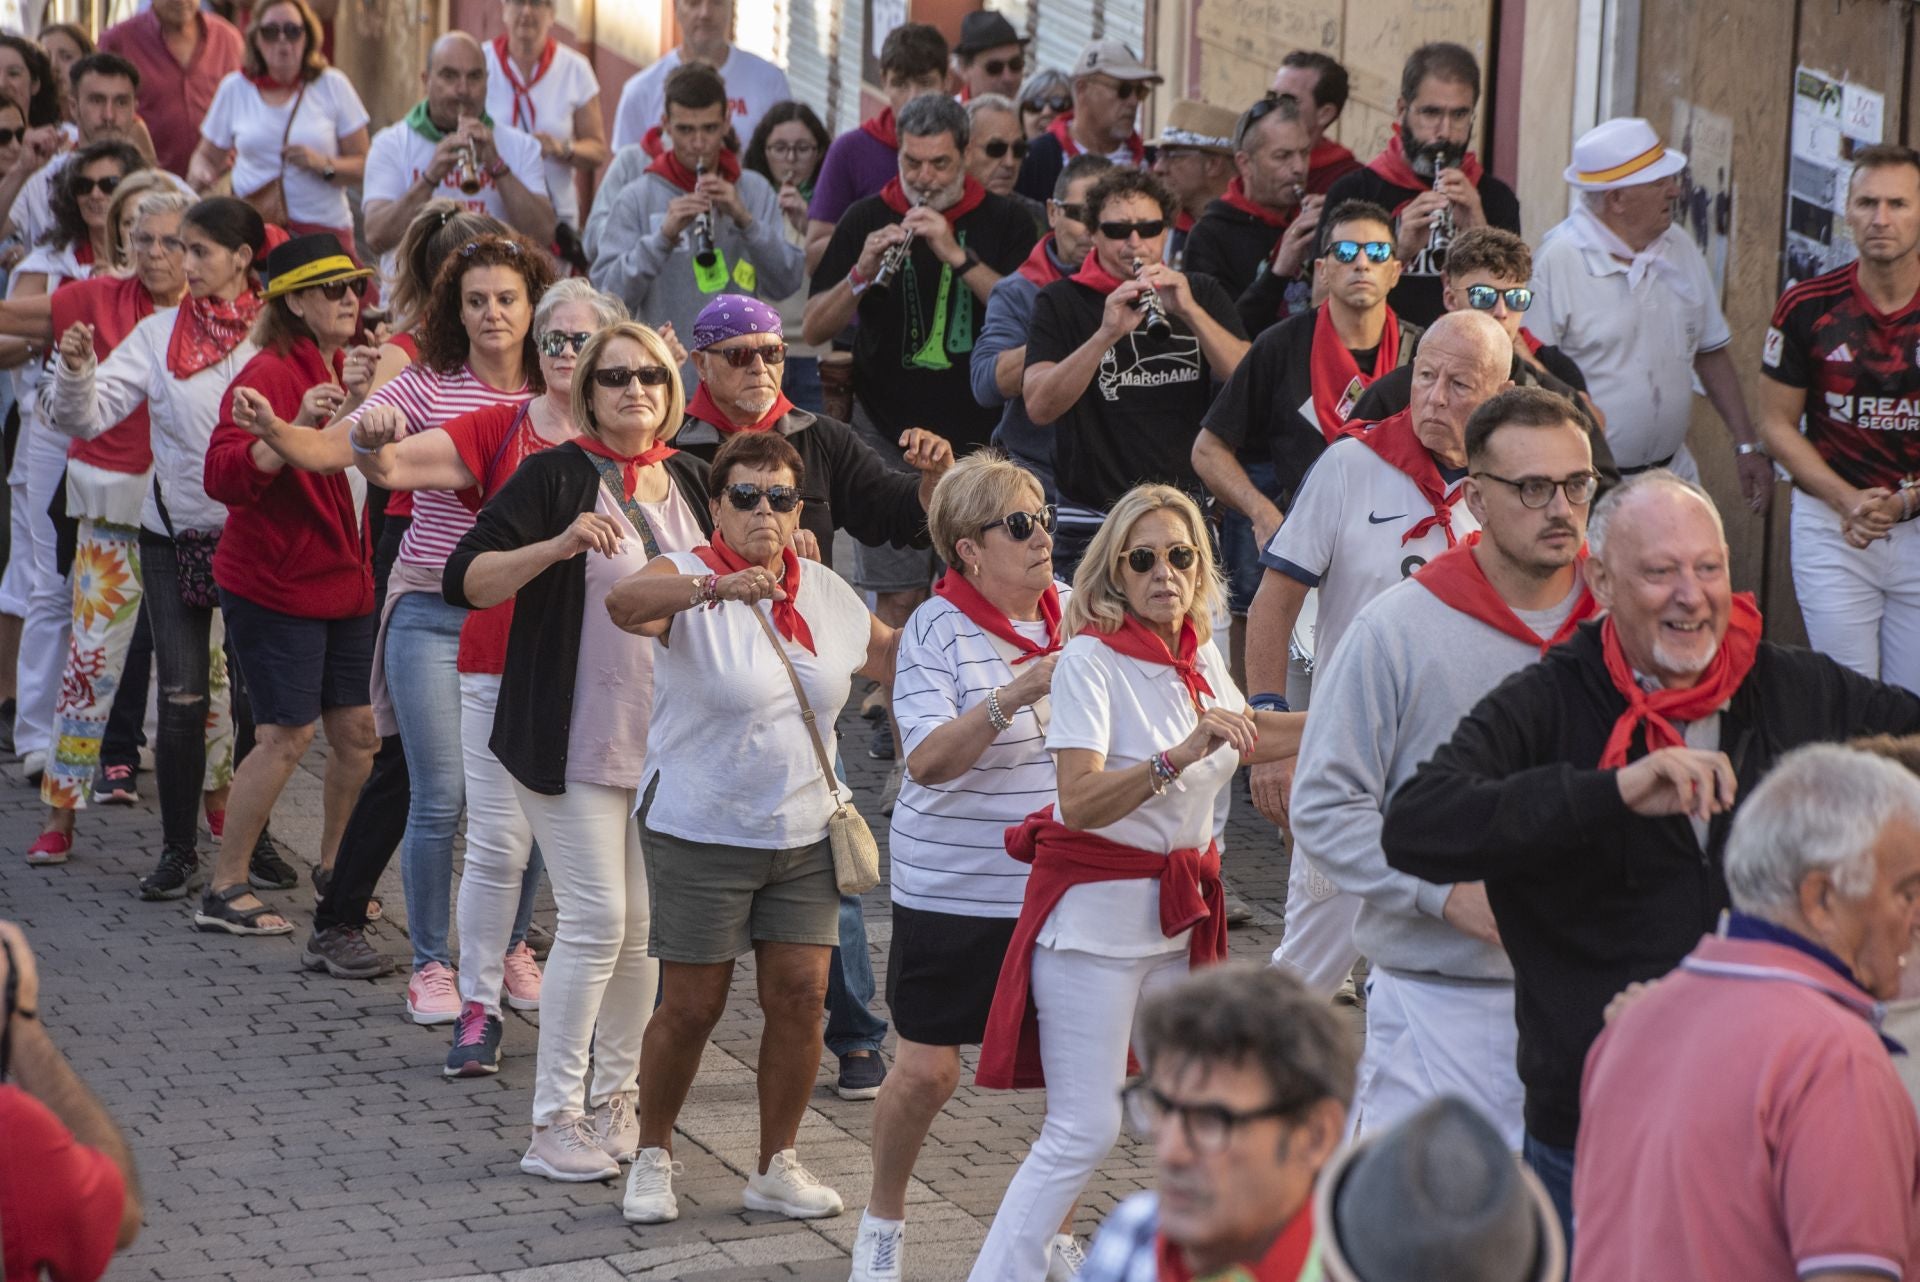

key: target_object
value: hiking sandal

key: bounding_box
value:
[194,883,294,936]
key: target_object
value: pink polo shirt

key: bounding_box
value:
[1573,933,1920,1282]
[98,10,245,177]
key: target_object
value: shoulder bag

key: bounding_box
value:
[243,81,309,229]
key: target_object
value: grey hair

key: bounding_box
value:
[1585,468,1722,561]
[899,91,970,149]
[1725,744,1920,917]
[133,190,192,222]
[532,277,627,338]
[965,93,1019,127]
[1018,67,1071,112]
[1580,188,1610,210]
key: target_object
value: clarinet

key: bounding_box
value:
[872,192,920,290]
[1132,256,1172,340]
[1427,167,1453,257]
[692,162,719,271]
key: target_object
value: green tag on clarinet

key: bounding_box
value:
[693,244,731,295]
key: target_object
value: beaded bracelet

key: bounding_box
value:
[986,686,1013,732]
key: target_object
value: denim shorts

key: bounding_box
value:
[219,589,376,726]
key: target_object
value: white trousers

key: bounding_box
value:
[11,419,68,757]
[1352,969,1524,1149]
[511,777,656,1126]
[968,945,1188,1282]
[455,674,535,1013]
[1272,850,1361,999]
[1790,487,1920,694]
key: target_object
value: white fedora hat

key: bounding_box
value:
[1563,117,1687,190]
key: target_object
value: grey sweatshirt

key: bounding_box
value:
[1291,571,1582,982]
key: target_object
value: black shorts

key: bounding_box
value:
[220,589,376,727]
[885,903,1019,1047]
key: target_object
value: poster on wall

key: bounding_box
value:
[864,0,908,89]
[1672,101,1733,304]
[1785,65,1883,289]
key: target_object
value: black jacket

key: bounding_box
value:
[1182,199,1285,304]
[443,443,712,795]
[1381,624,1920,1147]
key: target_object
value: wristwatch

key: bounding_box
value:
[322,162,336,183]
[1735,442,1767,457]
[955,248,982,275]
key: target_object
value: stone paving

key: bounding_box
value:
[0,699,1301,1282]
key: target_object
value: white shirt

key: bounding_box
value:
[610,45,791,152]
[199,69,369,229]
[361,115,548,284]
[1530,219,1731,469]
[1041,632,1244,957]
[1262,436,1481,670]
[8,154,192,272]
[483,40,599,228]
[889,592,1068,918]
[643,549,872,850]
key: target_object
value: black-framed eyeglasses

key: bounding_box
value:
[72,173,120,197]
[980,55,1026,78]
[309,276,369,301]
[1472,470,1599,509]
[766,141,819,160]
[1327,239,1393,264]
[0,127,25,147]
[590,364,673,389]
[1123,544,1196,574]
[981,138,1030,161]
[723,483,801,513]
[982,506,1055,542]
[539,330,592,357]
[715,343,787,368]
[256,20,305,43]
[1121,1083,1294,1156]
[1464,284,1533,313]
[1099,219,1166,241]
[1024,95,1071,115]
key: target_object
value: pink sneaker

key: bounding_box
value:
[502,941,542,1012]
[406,962,460,1025]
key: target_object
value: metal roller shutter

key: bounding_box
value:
[1031,0,1146,80]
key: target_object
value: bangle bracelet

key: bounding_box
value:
[986,686,1013,732]
[348,432,376,456]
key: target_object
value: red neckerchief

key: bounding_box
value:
[645,146,742,191]
[1016,235,1067,287]
[1047,111,1145,164]
[246,71,299,89]
[1347,409,1465,547]
[1086,615,1214,711]
[1415,533,1599,654]
[1309,137,1356,174]
[860,106,898,149]
[640,124,666,158]
[686,382,794,435]
[1157,1200,1317,1282]
[1070,250,1128,295]
[1219,175,1290,228]
[1308,302,1400,440]
[572,434,677,499]
[73,240,94,267]
[1365,123,1484,204]
[167,291,261,379]
[933,570,1062,665]
[1173,208,1195,233]
[1518,327,1545,356]
[879,175,988,222]
[693,532,815,653]
[491,35,557,132]
[1597,593,1762,769]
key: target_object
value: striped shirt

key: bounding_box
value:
[345,363,531,567]
[888,592,1065,918]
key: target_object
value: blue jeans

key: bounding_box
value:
[783,355,825,415]
[1523,1130,1576,1272]
[1219,458,1283,615]
[826,893,887,1055]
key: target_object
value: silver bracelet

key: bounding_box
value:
[986,686,1014,732]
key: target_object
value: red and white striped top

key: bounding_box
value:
[345,362,532,568]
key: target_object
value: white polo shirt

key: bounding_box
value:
[610,45,791,152]
[1261,435,1481,669]
[1529,220,1731,473]
[483,40,599,228]
[361,114,548,284]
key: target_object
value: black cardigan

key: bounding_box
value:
[443,442,712,795]
[1381,623,1920,1148]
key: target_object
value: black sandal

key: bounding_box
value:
[194,884,295,936]
[312,865,382,924]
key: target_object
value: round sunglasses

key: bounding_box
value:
[1122,544,1197,574]
[1465,284,1534,313]
[1326,239,1394,264]
[981,506,1055,542]
[590,364,673,389]
[539,330,592,357]
[723,483,801,513]
[71,173,121,197]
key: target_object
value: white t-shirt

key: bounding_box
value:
[1530,221,1731,470]
[889,591,1068,918]
[361,115,549,284]
[199,69,369,229]
[1041,631,1245,957]
[483,40,599,228]
[643,549,872,849]
[1262,436,1481,670]
[610,45,791,152]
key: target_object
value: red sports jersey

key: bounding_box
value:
[1763,262,1920,491]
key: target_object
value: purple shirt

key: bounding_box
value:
[99,10,246,178]
[807,126,897,225]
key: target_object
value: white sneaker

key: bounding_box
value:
[592,1091,639,1162]
[623,1147,683,1223]
[1048,1233,1087,1279]
[848,1211,905,1281]
[520,1117,620,1183]
[743,1148,843,1219]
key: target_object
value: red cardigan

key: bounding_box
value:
[52,274,153,474]
[203,339,375,619]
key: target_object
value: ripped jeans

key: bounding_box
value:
[138,532,235,853]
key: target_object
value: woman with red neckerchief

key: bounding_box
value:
[968,484,1304,1282]
[482,0,609,250]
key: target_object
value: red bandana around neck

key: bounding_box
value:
[1597,593,1762,769]
[640,124,666,158]
[1517,327,1545,356]
[860,106,899,150]
[1219,175,1291,229]
[247,71,300,90]
[1348,409,1466,546]
[933,570,1062,665]
[646,145,743,192]
[1174,208,1195,233]
[1309,137,1356,172]
[1365,123,1484,194]
[167,292,262,379]
[1087,615,1214,711]
[693,533,815,653]
[573,434,677,500]
[686,382,794,436]
[1415,533,1599,654]
[879,175,987,223]
[1047,111,1145,164]
[492,35,557,131]
[1070,250,1128,295]
[1308,302,1400,440]
[1016,235,1068,287]
[1157,1199,1317,1282]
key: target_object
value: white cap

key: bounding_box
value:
[1563,117,1687,190]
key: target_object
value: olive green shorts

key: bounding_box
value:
[640,821,840,964]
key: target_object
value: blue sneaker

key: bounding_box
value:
[444,1002,502,1077]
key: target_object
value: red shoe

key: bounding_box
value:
[206,809,226,840]
[26,831,73,865]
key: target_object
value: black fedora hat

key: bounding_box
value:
[260,233,373,301]
[956,10,1026,55]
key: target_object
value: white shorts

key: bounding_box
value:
[1790,486,1920,695]
[1351,968,1523,1149]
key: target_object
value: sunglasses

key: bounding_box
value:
[981,506,1055,541]
[255,20,305,43]
[1327,239,1394,264]
[72,173,120,197]
[1096,78,1149,101]
[1025,95,1071,114]
[1123,544,1197,574]
[590,364,673,389]
[981,138,1030,161]
[0,127,23,147]
[724,483,801,513]
[980,56,1026,77]
[1053,201,1087,224]
[1243,91,1293,129]
[714,343,787,368]
[539,329,592,357]
[309,276,368,301]
[1099,219,1166,240]
[1464,284,1534,313]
